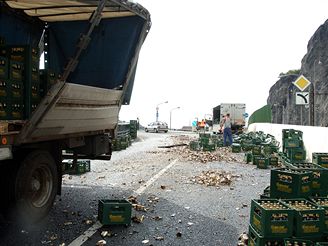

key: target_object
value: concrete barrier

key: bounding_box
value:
[247,123,328,162]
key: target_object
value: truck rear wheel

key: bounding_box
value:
[15,150,58,223]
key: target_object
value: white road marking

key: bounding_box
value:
[68,221,102,246]
[68,158,178,246]
[134,158,178,195]
[62,184,93,189]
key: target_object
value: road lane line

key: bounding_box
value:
[68,221,102,246]
[134,158,178,195]
[68,158,178,246]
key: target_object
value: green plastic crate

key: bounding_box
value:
[286,163,328,197]
[284,138,303,148]
[250,199,294,238]
[98,199,132,225]
[309,197,328,233]
[11,101,24,120]
[260,186,271,199]
[283,129,303,140]
[287,148,306,163]
[248,224,284,246]
[270,168,312,199]
[245,152,253,163]
[252,146,262,156]
[257,156,270,169]
[263,145,273,155]
[0,79,9,99]
[0,56,8,79]
[232,143,241,153]
[282,199,325,238]
[270,156,279,166]
[9,60,24,82]
[312,153,328,168]
[203,143,215,151]
[200,137,209,145]
[242,143,254,152]
[1,45,39,64]
[189,140,201,151]
[11,81,24,100]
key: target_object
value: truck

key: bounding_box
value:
[212,103,246,134]
[0,0,151,222]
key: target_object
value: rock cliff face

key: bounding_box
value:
[267,20,328,126]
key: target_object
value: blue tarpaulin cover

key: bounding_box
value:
[0,2,148,104]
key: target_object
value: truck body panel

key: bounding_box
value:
[213,103,246,133]
[17,82,122,144]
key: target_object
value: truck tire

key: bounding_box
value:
[14,150,58,223]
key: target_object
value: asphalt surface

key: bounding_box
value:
[0,131,271,246]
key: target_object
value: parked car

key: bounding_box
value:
[145,121,168,133]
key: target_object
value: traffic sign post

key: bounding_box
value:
[293,75,312,125]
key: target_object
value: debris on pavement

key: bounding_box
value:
[101,231,112,238]
[142,239,150,244]
[127,195,138,204]
[133,204,147,212]
[49,234,57,241]
[132,215,145,223]
[96,239,107,245]
[165,145,242,163]
[191,170,239,187]
[154,236,164,241]
[237,232,248,246]
[153,216,162,221]
[176,232,182,238]
[84,219,93,225]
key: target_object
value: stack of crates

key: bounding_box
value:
[0,45,41,119]
[283,129,306,163]
[129,120,138,140]
[62,160,91,175]
[0,43,25,120]
[248,199,293,245]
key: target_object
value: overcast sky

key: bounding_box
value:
[119,0,328,128]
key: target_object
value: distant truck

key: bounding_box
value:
[212,103,246,134]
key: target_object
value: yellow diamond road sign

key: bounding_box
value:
[293,75,311,91]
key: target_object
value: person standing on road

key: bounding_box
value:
[223,113,233,146]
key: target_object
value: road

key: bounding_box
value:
[0,131,271,246]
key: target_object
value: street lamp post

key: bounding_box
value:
[156,101,168,122]
[169,107,180,130]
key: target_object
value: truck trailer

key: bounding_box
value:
[0,0,151,222]
[212,103,246,134]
